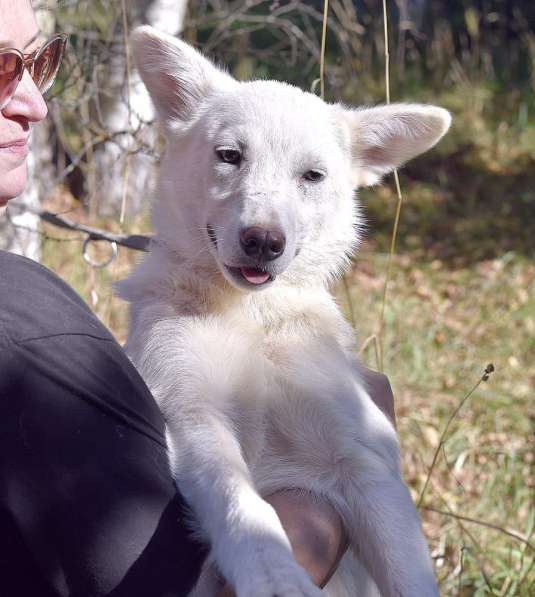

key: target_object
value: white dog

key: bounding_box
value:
[118,25,451,597]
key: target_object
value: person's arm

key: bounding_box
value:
[217,368,395,595]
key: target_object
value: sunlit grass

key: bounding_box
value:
[38,9,535,592]
[338,242,535,594]
[39,190,535,595]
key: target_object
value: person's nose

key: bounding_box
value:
[2,70,48,123]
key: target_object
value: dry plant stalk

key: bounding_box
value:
[105,0,134,327]
[377,0,404,374]
[319,0,330,101]
[417,364,495,509]
[119,0,133,226]
[318,0,363,359]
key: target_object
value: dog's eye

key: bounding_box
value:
[303,170,326,182]
[216,148,242,165]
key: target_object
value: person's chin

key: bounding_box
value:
[0,196,10,213]
[0,163,28,209]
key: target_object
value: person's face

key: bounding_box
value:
[0,0,48,210]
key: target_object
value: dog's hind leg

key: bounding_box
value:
[188,558,221,597]
[330,469,439,597]
[262,366,437,597]
[323,551,380,597]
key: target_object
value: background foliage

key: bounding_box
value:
[17,1,535,595]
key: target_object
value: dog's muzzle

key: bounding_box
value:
[239,226,286,262]
[207,223,289,289]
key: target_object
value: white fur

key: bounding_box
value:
[118,26,451,597]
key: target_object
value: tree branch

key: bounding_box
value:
[8,201,151,252]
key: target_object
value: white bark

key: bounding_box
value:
[2,149,40,257]
[91,0,188,216]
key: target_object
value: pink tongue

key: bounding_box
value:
[240,267,270,285]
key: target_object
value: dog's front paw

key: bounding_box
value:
[231,543,322,597]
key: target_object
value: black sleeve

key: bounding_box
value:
[0,251,206,597]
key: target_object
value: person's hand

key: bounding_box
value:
[217,368,395,596]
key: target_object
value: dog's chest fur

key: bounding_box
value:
[124,258,360,481]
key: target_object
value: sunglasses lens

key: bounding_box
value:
[33,36,65,94]
[0,52,23,109]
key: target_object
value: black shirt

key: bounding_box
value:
[0,250,204,597]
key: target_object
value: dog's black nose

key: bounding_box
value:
[239,226,286,261]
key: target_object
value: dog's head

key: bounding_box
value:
[132,26,450,291]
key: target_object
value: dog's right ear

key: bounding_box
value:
[131,26,237,129]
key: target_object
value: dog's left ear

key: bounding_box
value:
[340,103,451,187]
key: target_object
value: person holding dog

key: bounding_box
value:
[0,1,395,595]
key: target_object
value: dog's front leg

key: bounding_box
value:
[165,414,321,597]
[131,315,322,597]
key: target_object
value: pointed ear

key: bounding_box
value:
[341,103,451,187]
[130,26,237,128]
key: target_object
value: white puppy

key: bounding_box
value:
[118,26,451,597]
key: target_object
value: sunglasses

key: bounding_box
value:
[0,34,67,110]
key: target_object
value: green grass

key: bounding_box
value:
[38,43,535,596]
[39,198,535,595]
[336,238,535,595]
[29,0,535,591]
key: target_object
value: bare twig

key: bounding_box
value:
[417,364,496,508]
[422,506,535,553]
[8,202,151,252]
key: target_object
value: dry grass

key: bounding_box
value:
[32,2,535,594]
[338,240,535,594]
[38,185,535,595]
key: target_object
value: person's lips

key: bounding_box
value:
[0,138,30,156]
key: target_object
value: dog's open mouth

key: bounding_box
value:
[227,266,273,286]
[207,225,275,288]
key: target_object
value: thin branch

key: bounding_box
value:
[8,202,151,252]
[422,506,535,553]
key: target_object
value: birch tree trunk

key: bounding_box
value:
[90,0,188,217]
